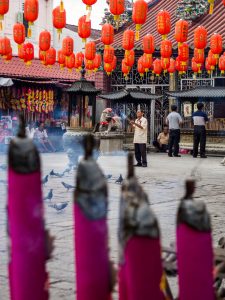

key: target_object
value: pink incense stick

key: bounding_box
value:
[7,117,49,300]
[74,134,112,300]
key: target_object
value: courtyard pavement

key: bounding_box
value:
[0,152,225,299]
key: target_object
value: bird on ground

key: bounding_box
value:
[62,166,72,175]
[48,202,69,212]
[44,189,53,201]
[0,164,7,171]
[115,174,123,184]
[105,174,112,180]
[61,181,75,192]
[49,170,64,178]
[42,175,49,185]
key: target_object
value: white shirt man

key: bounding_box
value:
[131,110,148,167]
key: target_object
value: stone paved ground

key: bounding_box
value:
[0,152,225,299]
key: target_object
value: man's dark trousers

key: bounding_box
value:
[168,129,180,156]
[193,125,206,157]
[134,143,147,165]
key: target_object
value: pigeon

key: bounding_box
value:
[0,164,7,171]
[62,166,72,175]
[61,181,75,192]
[49,170,64,178]
[105,174,112,180]
[42,175,49,185]
[44,189,53,201]
[49,202,69,212]
[115,174,123,184]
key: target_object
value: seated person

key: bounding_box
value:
[153,125,169,152]
[34,123,56,152]
[26,122,36,139]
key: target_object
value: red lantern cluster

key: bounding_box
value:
[132,0,148,41]
[53,6,66,40]
[78,15,91,43]
[0,0,9,31]
[24,0,39,38]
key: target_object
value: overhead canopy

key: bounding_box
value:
[166,86,225,101]
[99,89,162,101]
[66,78,100,95]
[0,78,14,87]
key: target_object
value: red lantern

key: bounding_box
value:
[65,53,75,71]
[23,42,34,65]
[103,46,114,64]
[93,53,102,71]
[132,0,148,41]
[46,47,56,66]
[62,36,74,57]
[104,62,113,75]
[176,56,187,74]
[112,56,117,71]
[175,19,188,45]
[137,56,145,77]
[208,50,217,68]
[219,55,225,74]
[142,53,152,72]
[57,50,65,68]
[161,57,170,72]
[82,0,97,21]
[18,44,25,60]
[39,49,45,64]
[160,40,172,58]
[205,57,212,74]
[210,33,223,58]
[52,6,66,40]
[143,34,155,57]
[101,23,114,48]
[24,0,39,38]
[124,49,135,67]
[122,59,130,77]
[13,23,25,48]
[122,29,135,55]
[85,41,96,61]
[156,10,171,40]
[178,42,189,63]
[109,0,125,22]
[39,30,51,53]
[85,59,94,73]
[194,48,205,67]
[0,36,10,57]
[194,26,207,52]
[5,46,12,62]
[168,58,175,76]
[75,52,84,70]
[223,0,225,6]
[192,58,199,77]
[153,58,162,76]
[0,0,9,31]
[78,15,91,43]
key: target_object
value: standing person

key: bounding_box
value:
[153,125,169,152]
[34,123,56,152]
[166,104,183,157]
[130,110,148,167]
[192,102,208,158]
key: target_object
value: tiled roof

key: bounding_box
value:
[166,86,225,98]
[99,88,162,100]
[66,78,101,94]
[0,56,95,83]
[66,24,101,40]
[96,0,225,50]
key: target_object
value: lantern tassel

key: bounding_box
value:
[28,22,33,38]
[162,34,167,40]
[209,3,214,14]
[86,6,91,22]
[82,38,86,44]
[135,24,141,41]
[60,0,64,13]
[57,29,62,42]
[0,21,2,31]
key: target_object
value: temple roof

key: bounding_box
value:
[166,86,225,99]
[99,88,162,100]
[66,78,100,94]
[96,0,225,50]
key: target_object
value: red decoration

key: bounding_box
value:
[62,36,74,57]
[112,55,117,71]
[205,57,211,74]
[23,42,34,65]
[124,49,135,68]
[168,58,175,76]
[109,0,125,22]
[82,0,97,21]
[153,58,162,76]
[156,10,171,40]
[57,50,65,68]
[175,19,188,45]
[208,50,217,68]
[104,62,113,75]
[5,46,12,62]
[85,59,94,73]
[13,23,25,48]
[0,0,9,31]
[161,57,170,71]
[0,36,10,57]
[210,33,223,58]
[132,0,148,41]
[93,53,102,71]
[24,0,39,38]
[122,29,135,55]
[46,47,56,66]
[85,41,96,61]
[39,30,51,53]
[175,56,187,74]
[52,6,66,40]
[223,0,225,6]
[75,52,84,70]
[103,46,114,64]
[78,15,91,43]
[194,48,205,67]
[18,44,25,60]
[143,34,155,57]
[160,40,172,58]
[122,59,130,77]
[178,42,189,63]
[101,23,114,48]
[191,58,199,76]
[137,56,145,77]
[65,53,75,70]
[142,53,152,71]
[219,55,225,74]
[194,26,207,52]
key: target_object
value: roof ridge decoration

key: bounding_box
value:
[175,0,210,21]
